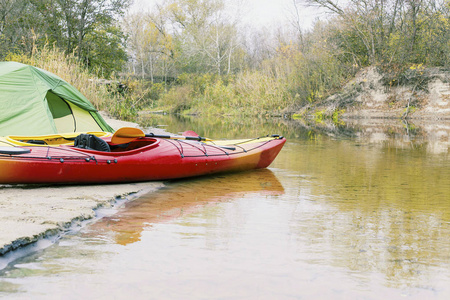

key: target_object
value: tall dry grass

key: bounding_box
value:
[158,71,293,116]
[154,36,350,116]
[4,39,347,119]
[6,45,112,110]
[5,45,143,120]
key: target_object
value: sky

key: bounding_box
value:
[130,0,323,30]
[240,0,321,29]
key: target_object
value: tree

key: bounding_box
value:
[11,0,132,76]
[166,0,242,75]
[301,0,450,67]
[0,0,32,55]
[124,7,175,82]
[123,0,245,78]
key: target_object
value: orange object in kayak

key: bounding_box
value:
[0,135,285,184]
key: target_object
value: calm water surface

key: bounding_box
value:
[0,117,449,299]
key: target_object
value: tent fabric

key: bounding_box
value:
[0,61,113,136]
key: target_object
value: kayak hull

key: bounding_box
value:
[0,136,285,184]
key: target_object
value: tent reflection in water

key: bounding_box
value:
[0,61,113,136]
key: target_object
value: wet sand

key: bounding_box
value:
[0,114,164,255]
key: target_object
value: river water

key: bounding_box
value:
[0,116,449,299]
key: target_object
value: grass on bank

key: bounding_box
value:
[152,49,350,117]
[5,44,350,120]
[5,46,301,119]
[6,45,143,121]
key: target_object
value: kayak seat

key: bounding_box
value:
[110,143,130,151]
[110,140,156,152]
[22,140,47,145]
[74,134,110,152]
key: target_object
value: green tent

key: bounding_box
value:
[0,61,114,136]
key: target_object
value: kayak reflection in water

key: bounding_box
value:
[86,169,284,245]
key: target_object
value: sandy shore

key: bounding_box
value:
[0,114,164,256]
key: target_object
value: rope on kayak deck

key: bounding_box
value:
[0,146,100,164]
[164,138,278,158]
[164,139,231,158]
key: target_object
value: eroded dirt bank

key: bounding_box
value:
[302,67,450,120]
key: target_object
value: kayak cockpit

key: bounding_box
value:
[109,139,159,153]
[69,135,160,154]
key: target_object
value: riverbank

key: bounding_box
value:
[300,67,450,121]
[0,115,164,256]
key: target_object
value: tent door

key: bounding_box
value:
[46,91,76,132]
[46,91,103,133]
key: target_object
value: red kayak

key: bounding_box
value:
[0,133,285,184]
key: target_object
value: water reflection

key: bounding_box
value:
[140,113,450,155]
[87,169,284,246]
[275,137,450,292]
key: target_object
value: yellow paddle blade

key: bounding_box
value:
[111,127,145,144]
